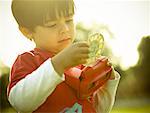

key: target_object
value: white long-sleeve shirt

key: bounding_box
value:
[7,48,120,113]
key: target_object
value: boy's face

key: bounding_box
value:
[32,15,75,54]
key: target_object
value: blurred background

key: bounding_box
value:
[0,0,150,113]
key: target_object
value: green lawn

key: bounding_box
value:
[111,105,150,113]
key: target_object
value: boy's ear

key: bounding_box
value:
[19,26,33,40]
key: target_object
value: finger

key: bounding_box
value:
[75,57,88,64]
[75,41,89,47]
[97,56,107,60]
[80,59,88,64]
[79,54,89,59]
[79,47,90,54]
[107,58,113,66]
[107,61,112,66]
[110,66,115,79]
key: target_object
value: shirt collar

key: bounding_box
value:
[34,48,55,58]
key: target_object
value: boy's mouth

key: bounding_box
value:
[58,38,71,43]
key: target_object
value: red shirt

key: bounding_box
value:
[8,48,96,113]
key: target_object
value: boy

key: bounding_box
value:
[7,0,120,113]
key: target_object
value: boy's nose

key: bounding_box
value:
[60,23,69,34]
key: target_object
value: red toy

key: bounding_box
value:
[65,57,112,99]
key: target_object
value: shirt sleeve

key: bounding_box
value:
[8,58,64,113]
[94,71,120,113]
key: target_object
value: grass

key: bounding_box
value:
[111,105,150,113]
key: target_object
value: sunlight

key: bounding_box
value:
[0,0,149,70]
[75,0,149,70]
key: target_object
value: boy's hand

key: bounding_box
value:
[51,42,90,75]
[110,66,116,79]
[107,58,116,79]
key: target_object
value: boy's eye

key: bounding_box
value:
[66,19,73,23]
[46,23,57,28]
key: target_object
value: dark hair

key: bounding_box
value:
[11,0,75,31]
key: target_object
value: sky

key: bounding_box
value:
[0,0,149,70]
